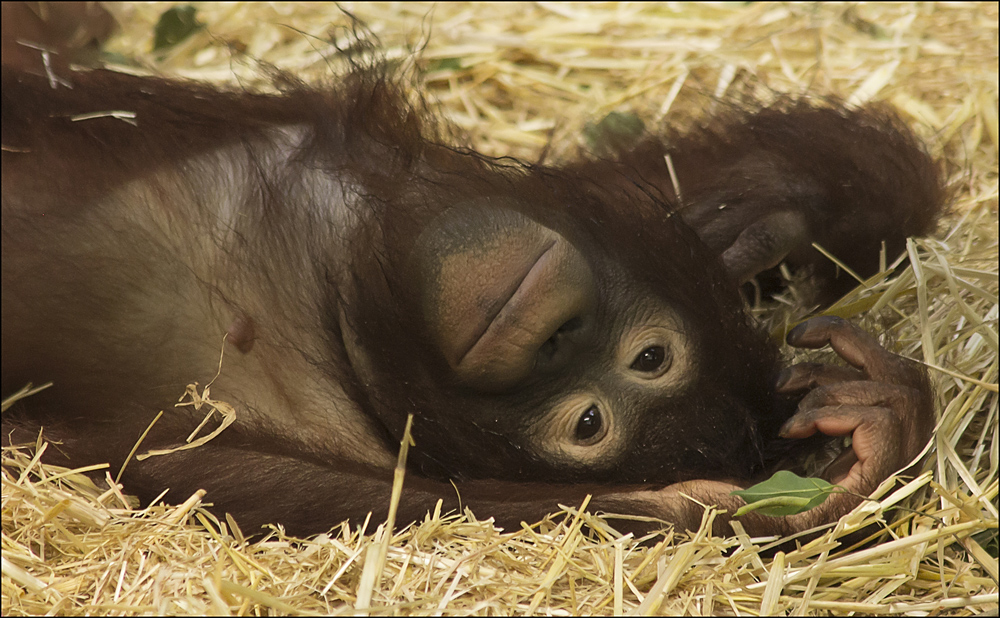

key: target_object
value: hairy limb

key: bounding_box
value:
[113,444,671,537]
[117,445,804,539]
[2,418,769,538]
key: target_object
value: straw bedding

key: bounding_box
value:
[3,3,997,615]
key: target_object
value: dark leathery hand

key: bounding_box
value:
[777,316,934,491]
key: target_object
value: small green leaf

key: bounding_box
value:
[583,111,645,155]
[731,470,835,517]
[153,5,202,52]
[427,57,462,72]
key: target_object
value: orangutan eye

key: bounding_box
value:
[630,345,666,372]
[575,405,603,442]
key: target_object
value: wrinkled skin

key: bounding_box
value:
[1,11,942,540]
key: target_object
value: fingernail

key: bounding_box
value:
[787,316,845,344]
[778,416,798,438]
[786,321,810,344]
[775,368,792,390]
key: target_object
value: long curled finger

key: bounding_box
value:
[793,381,919,413]
[778,403,902,492]
[775,362,865,393]
[786,316,917,385]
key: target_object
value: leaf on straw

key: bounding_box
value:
[153,5,202,52]
[584,111,646,155]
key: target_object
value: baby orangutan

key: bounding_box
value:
[2,28,941,538]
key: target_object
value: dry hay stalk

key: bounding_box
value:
[3,2,997,616]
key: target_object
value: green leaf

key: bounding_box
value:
[731,470,835,517]
[427,57,462,72]
[153,5,202,52]
[583,111,645,155]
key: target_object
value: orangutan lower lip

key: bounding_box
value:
[457,239,557,366]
